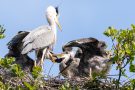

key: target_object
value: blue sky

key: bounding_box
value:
[0,0,135,80]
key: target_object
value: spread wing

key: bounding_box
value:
[7,31,29,50]
[62,37,99,51]
[21,25,55,54]
[5,31,29,57]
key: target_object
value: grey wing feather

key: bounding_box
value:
[21,25,54,54]
[23,26,50,46]
[32,30,54,49]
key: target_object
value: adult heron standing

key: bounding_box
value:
[21,6,62,66]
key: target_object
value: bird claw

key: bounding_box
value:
[49,53,56,63]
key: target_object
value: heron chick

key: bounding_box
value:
[59,38,112,79]
[21,6,62,66]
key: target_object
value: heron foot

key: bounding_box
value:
[49,53,56,62]
[51,56,56,62]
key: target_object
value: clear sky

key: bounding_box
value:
[0,0,135,80]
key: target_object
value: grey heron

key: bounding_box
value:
[5,30,64,72]
[21,6,62,66]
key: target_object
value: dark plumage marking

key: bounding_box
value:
[55,7,59,15]
[6,31,29,57]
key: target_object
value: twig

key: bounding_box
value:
[107,74,121,76]
[122,74,135,85]
[48,63,54,76]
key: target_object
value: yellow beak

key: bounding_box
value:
[55,16,62,31]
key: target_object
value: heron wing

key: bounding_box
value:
[63,37,99,51]
[7,31,29,50]
[22,25,55,54]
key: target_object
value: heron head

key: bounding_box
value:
[46,6,62,31]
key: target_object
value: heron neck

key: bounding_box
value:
[50,23,57,41]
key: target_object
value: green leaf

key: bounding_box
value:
[32,66,42,79]
[129,64,135,72]
[23,82,36,90]
[59,82,72,90]
[11,64,24,77]
[0,57,15,68]
[104,26,118,41]
[131,24,135,29]
[0,25,5,39]
[121,69,128,77]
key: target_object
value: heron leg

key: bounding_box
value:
[34,60,37,67]
[89,68,92,79]
[35,50,41,67]
[40,48,47,66]
[34,50,39,67]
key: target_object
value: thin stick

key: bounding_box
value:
[48,63,54,76]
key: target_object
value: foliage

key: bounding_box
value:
[59,81,79,90]
[0,25,5,39]
[104,24,135,89]
[59,82,72,90]
[0,57,44,90]
[11,64,24,77]
[0,57,15,68]
[0,60,44,89]
[0,81,6,90]
[23,82,37,90]
[32,66,42,79]
[0,57,24,77]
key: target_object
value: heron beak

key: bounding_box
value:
[55,16,62,31]
[56,53,65,58]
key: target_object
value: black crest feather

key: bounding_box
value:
[55,7,59,15]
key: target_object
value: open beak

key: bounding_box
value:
[55,16,62,31]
